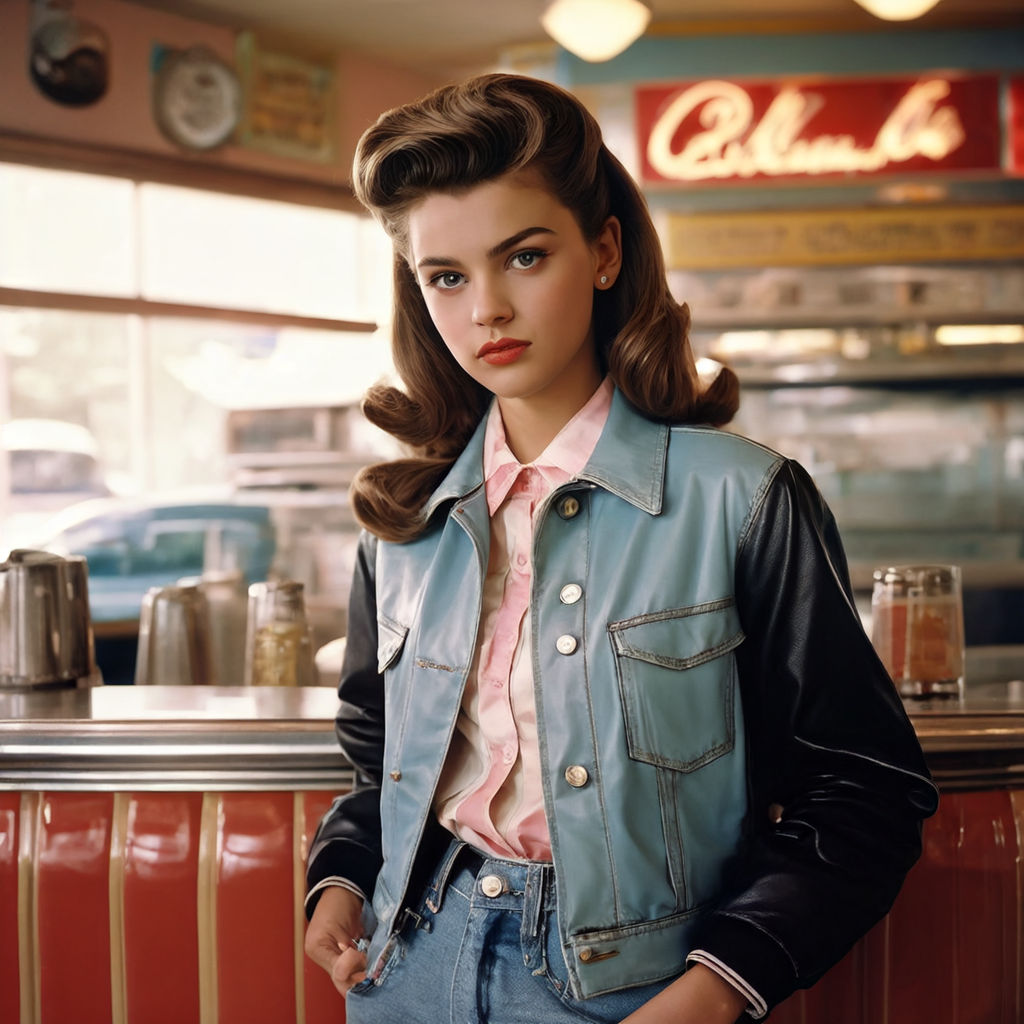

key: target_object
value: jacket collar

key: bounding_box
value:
[578,388,667,514]
[423,387,668,521]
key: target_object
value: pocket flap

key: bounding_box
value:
[610,598,743,670]
[609,599,743,772]
[377,616,409,674]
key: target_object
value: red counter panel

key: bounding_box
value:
[0,793,21,1024]
[1,785,1019,1023]
[301,791,346,1024]
[36,792,114,1024]
[215,792,298,1024]
[772,788,1024,1024]
[120,793,204,1024]
[2,788,348,1024]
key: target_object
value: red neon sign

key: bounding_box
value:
[636,75,1002,185]
[1010,77,1024,175]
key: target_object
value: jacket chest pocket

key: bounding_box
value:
[609,599,744,772]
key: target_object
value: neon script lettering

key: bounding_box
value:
[646,79,965,181]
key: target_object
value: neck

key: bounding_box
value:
[497,370,602,464]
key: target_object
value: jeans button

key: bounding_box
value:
[480,874,505,898]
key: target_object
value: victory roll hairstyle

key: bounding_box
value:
[351,73,738,542]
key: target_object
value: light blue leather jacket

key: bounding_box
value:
[308,388,937,1009]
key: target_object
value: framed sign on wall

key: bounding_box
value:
[235,32,337,164]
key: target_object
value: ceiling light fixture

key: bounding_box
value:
[851,0,943,21]
[541,0,652,63]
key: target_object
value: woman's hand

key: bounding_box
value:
[619,964,747,1024]
[303,886,369,996]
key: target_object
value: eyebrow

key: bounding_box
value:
[415,226,556,270]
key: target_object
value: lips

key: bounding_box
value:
[477,337,531,365]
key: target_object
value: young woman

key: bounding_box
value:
[304,73,938,1024]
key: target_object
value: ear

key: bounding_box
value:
[593,215,622,289]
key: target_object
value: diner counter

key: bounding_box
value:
[0,685,353,791]
[1,680,1022,792]
[1,681,1022,1024]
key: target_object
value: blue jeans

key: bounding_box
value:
[346,841,676,1024]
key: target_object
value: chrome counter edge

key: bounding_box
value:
[0,683,1022,791]
[0,685,353,791]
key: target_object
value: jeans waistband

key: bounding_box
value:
[422,838,557,923]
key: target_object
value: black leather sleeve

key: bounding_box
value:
[692,459,939,1009]
[305,530,386,911]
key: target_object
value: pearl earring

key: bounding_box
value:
[600,275,609,285]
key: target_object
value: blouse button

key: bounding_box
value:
[558,495,581,519]
[389,770,402,782]
[565,765,589,788]
[555,634,578,655]
[559,583,582,605]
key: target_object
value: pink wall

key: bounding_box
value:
[0,0,439,187]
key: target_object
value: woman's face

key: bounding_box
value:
[406,170,620,422]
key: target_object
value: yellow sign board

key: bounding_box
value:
[664,204,1024,270]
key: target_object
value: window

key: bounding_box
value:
[1,162,395,654]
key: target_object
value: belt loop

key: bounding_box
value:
[425,838,466,914]
[521,862,546,942]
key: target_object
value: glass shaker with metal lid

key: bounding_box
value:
[243,579,315,687]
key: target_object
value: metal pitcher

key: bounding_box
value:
[134,582,214,686]
[0,549,96,689]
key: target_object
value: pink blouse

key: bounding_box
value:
[433,378,613,861]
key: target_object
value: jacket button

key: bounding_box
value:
[578,945,618,963]
[389,770,402,781]
[555,634,577,655]
[559,583,582,605]
[565,764,589,788]
[558,495,580,519]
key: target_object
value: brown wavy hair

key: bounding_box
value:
[351,73,738,542]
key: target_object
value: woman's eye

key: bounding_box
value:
[430,271,464,290]
[509,249,547,271]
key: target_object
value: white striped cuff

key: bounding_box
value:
[304,876,368,912]
[686,949,769,1019]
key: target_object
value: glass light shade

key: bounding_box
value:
[852,0,942,19]
[541,0,652,62]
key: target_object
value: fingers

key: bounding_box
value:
[304,923,365,974]
[303,886,366,977]
[330,944,369,996]
[304,931,341,975]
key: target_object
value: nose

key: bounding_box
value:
[472,277,513,328]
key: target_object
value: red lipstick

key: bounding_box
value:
[477,338,531,365]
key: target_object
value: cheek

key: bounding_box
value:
[423,297,454,339]
[549,270,596,331]
[424,298,472,364]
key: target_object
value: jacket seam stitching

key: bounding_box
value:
[736,457,787,557]
[608,597,735,631]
